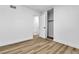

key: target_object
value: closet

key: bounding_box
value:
[47,9,53,39]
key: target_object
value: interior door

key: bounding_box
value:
[39,12,47,38]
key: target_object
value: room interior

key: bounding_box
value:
[0,5,79,54]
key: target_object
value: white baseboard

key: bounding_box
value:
[53,39,79,49]
[0,36,33,46]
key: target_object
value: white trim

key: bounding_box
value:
[54,39,79,49]
[0,36,33,46]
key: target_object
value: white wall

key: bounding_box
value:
[0,5,39,46]
[54,6,79,48]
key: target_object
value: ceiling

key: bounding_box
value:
[25,5,54,13]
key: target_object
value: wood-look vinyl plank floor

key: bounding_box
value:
[37,42,56,54]
[1,39,48,54]
[0,37,79,54]
[18,41,50,54]
[56,45,68,54]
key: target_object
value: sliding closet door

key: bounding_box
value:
[47,9,53,38]
[47,20,53,37]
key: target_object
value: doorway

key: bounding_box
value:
[33,16,39,38]
[47,8,54,39]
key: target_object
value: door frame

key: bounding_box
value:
[39,8,54,39]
